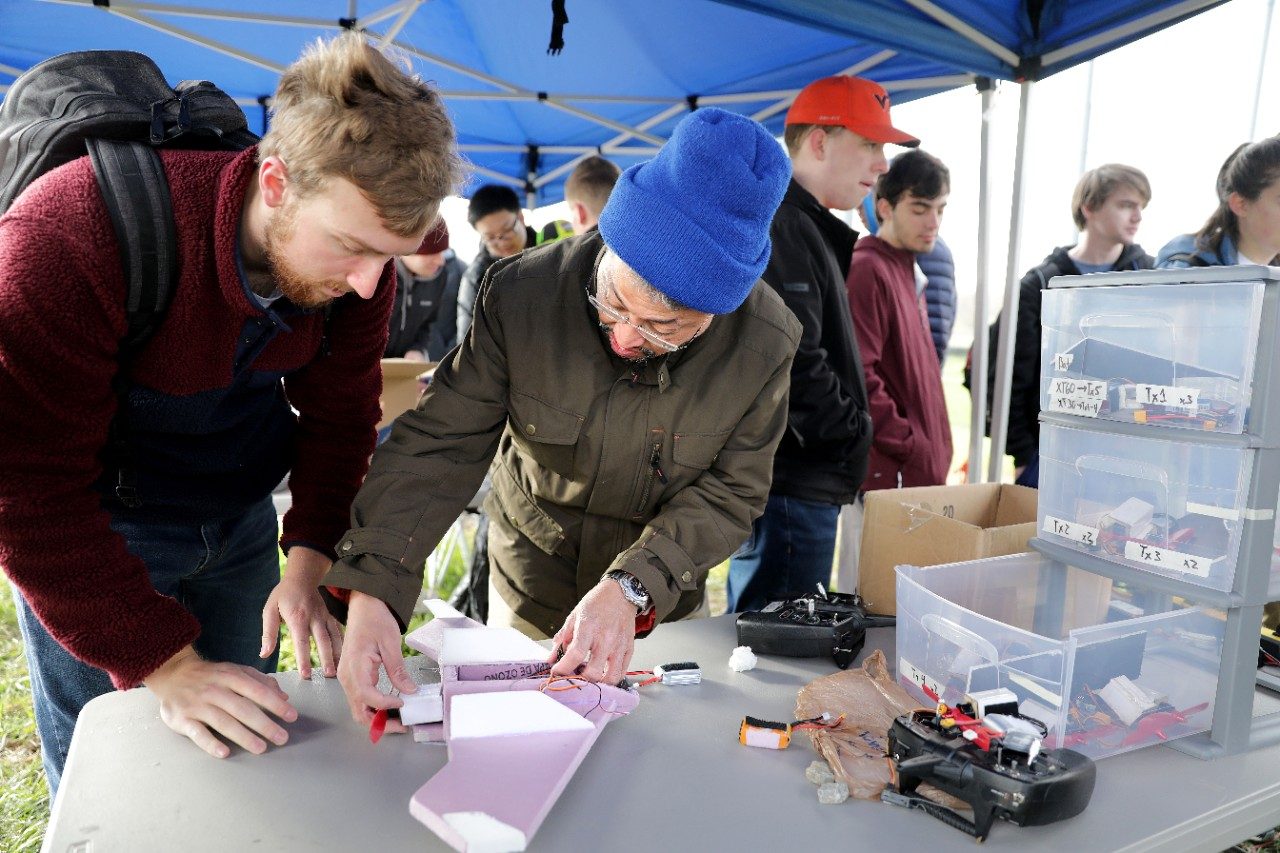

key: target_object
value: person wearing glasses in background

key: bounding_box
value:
[323,109,801,728]
[456,183,571,342]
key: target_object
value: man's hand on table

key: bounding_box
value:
[549,580,637,684]
[260,545,344,679]
[143,645,298,759]
[335,590,418,733]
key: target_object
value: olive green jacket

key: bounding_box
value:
[324,231,801,636]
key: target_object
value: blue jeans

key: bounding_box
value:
[726,494,841,613]
[1016,452,1040,488]
[12,497,280,797]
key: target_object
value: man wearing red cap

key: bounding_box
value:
[727,75,918,612]
[0,34,460,790]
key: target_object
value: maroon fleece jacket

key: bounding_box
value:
[0,148,393,688]
[847,235,953,489]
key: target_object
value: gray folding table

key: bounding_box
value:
[43,615,1280,852]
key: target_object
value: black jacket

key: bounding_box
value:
[386,253,465,360]
[761,179,873,504]
[971,243,1154,466]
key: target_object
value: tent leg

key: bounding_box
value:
[986,80,1035,484]
[967,79,996,484]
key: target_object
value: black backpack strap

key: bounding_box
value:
[86,139,177,351]
[86,138,177,508]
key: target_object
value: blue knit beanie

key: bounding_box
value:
[597,108,791,314]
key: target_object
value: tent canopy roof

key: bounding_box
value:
[0,0,1226,204]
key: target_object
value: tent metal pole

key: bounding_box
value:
[1040,0,1222,68]
[1251,0,1276,140]
[359,2,413,29]
[533,103,685,189]
[377,37,666,146]
[987,80,1034,483]
[899,0,1020,66]
[465,143,662,156]
[703,89,812,104]
[109,9,286,73]
[750,49,896,123]
[38,0,338,29]
[438,91,674,104]
[968,80,995,484]
[1078,60,1094,176]
[467,165,524,188]
[378,0,423,45]
[541,99,665,146]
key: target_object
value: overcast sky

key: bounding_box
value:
[440,0,1280,349]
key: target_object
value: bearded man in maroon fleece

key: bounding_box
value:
[0,34,461,794]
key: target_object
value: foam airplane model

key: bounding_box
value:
[397,599,639,852]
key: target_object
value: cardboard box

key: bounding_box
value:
[858,483,1038,615]
[379,358,435,430]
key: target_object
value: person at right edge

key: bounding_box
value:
[726,75,918,612]
[1155,138,1280,632]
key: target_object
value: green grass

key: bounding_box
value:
[1,590,48,853]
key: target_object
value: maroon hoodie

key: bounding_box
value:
[847,235,953,489]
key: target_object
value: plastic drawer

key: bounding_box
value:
[895,554,1223,760]
[1040,281,1263,434]
[1037,422,1254,593]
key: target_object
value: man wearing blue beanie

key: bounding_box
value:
[324,108,802,723]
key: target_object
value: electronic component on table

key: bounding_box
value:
[735,584,894,669]
[883,686,1095,841]
[627,661,701,686]
[738,712,842,750]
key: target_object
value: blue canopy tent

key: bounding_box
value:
[0,0,1233,482]
[0,0,1227,203]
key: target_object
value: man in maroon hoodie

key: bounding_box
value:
[0,35,460,793]
[849,149,954,489]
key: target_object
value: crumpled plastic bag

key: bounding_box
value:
[794,649,966,809]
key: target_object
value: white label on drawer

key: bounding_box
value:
[1134,383,1200,412]
[898,657,944,699]
[1045,377,1107,417]
[1053,352,1074,371]
[1043,515,1100,548]
[1123,540,1216,578]
[1048,378,1106,399]
[1046,394,1103,417]
[1186,501,1241,522]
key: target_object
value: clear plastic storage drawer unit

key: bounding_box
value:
[1037,422,1258,593]
[1040,280,1264,434]
[895,554,1224,760]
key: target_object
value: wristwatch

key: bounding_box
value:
[606,570,652,613]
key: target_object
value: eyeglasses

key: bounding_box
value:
[479,216,521,247]
[587,290,684,353]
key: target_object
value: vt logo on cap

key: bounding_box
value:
[785,75,919,148]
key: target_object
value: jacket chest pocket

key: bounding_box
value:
[671,429,733,472]
[507,390,584,478]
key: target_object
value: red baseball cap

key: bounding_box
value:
[785,76,919,148]
[414,218,450,255]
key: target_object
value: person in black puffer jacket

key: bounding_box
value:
[968,164,1154,487]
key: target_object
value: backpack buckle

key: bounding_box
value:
[115,468,142,509]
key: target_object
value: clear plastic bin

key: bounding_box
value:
[1037,422,1254,593]
[1040,281,1264,434]
[895,554,1224,760]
